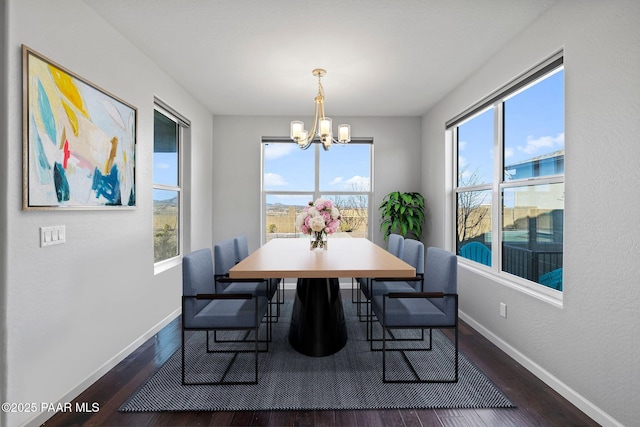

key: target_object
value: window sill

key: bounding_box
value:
[154,256,181,275]
[458,259,563,308]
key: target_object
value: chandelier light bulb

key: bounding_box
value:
[319,117,332,138]
[338,124,351,143]
[291,121,304,140]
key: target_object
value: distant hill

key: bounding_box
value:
[154,197,178,217]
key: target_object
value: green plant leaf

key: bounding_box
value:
[379,191,426,241]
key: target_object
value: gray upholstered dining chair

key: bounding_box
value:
[215,239,270,297]
[362,238,424,335]
[181,248,270,385]
[355,233,405,317]
[398,238,424,290]
[215,239,277,328]
[387,233,405,259]
[370,246,458,383]
[233,235,250,261]
[232,236,282,320]
[233,235,283,316]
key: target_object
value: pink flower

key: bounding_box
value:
[309,216,326,232]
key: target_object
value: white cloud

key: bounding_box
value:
[504,147,515,159]
[156,163,170,169]
[518,132,564,155]
[458,156,468,169]
[458,140,467,151]
[328,175,370,190]
[264,172,287,187]
[343,175,370,191]
[264,143,296,160]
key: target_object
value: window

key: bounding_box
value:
[450,52,564,294]
[262,138,373,243]
[153,102,189,264]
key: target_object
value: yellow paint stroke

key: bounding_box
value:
[59,127,66,149]
[105,136,118,175]
[48,64,90,119]
[61,100,79,136]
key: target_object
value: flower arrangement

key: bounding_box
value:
[296,198,341,249]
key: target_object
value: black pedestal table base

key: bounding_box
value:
[288,278,348,357]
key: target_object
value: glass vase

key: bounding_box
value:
[310,231,328,250]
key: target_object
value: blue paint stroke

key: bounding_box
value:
[37,79,57,145]
[92,165,122,205]
[127,186,135,206]
[53,162,70,202]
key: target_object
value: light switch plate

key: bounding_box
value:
[500,302,507,318]
[40,225,66,247]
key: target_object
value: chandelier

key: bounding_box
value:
[290,68,351,151]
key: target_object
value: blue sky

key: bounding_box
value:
[153,152,179,201]
[457,68,564,186]
[264,142,371,206]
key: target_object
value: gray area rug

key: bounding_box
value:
[120,300,514,412]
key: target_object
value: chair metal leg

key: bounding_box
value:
[269,289,279,324]
[183,301,268,385]
[181,329,186,385]
[358,279,371,323]
[351,277,358,303]
[454,324,459,382]
[254,304,259,383]
[381,326,458,384]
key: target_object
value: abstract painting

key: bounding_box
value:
[22,45,137,209]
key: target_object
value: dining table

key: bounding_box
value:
[229,237,416,357]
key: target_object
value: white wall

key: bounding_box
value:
[211,116,422,249]
[1,0,9,417]
[3,1,213,425]
[421,1,640,425]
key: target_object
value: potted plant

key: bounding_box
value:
[379,191,425,241]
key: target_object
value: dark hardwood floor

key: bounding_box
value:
[43,291,598,426]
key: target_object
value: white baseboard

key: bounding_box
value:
[458,310,622,427]
[26,308,181,427]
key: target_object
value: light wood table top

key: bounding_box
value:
[229,237,416,279]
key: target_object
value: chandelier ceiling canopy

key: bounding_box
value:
[290,69,350,151]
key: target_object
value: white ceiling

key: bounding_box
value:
[83,0,558,117]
